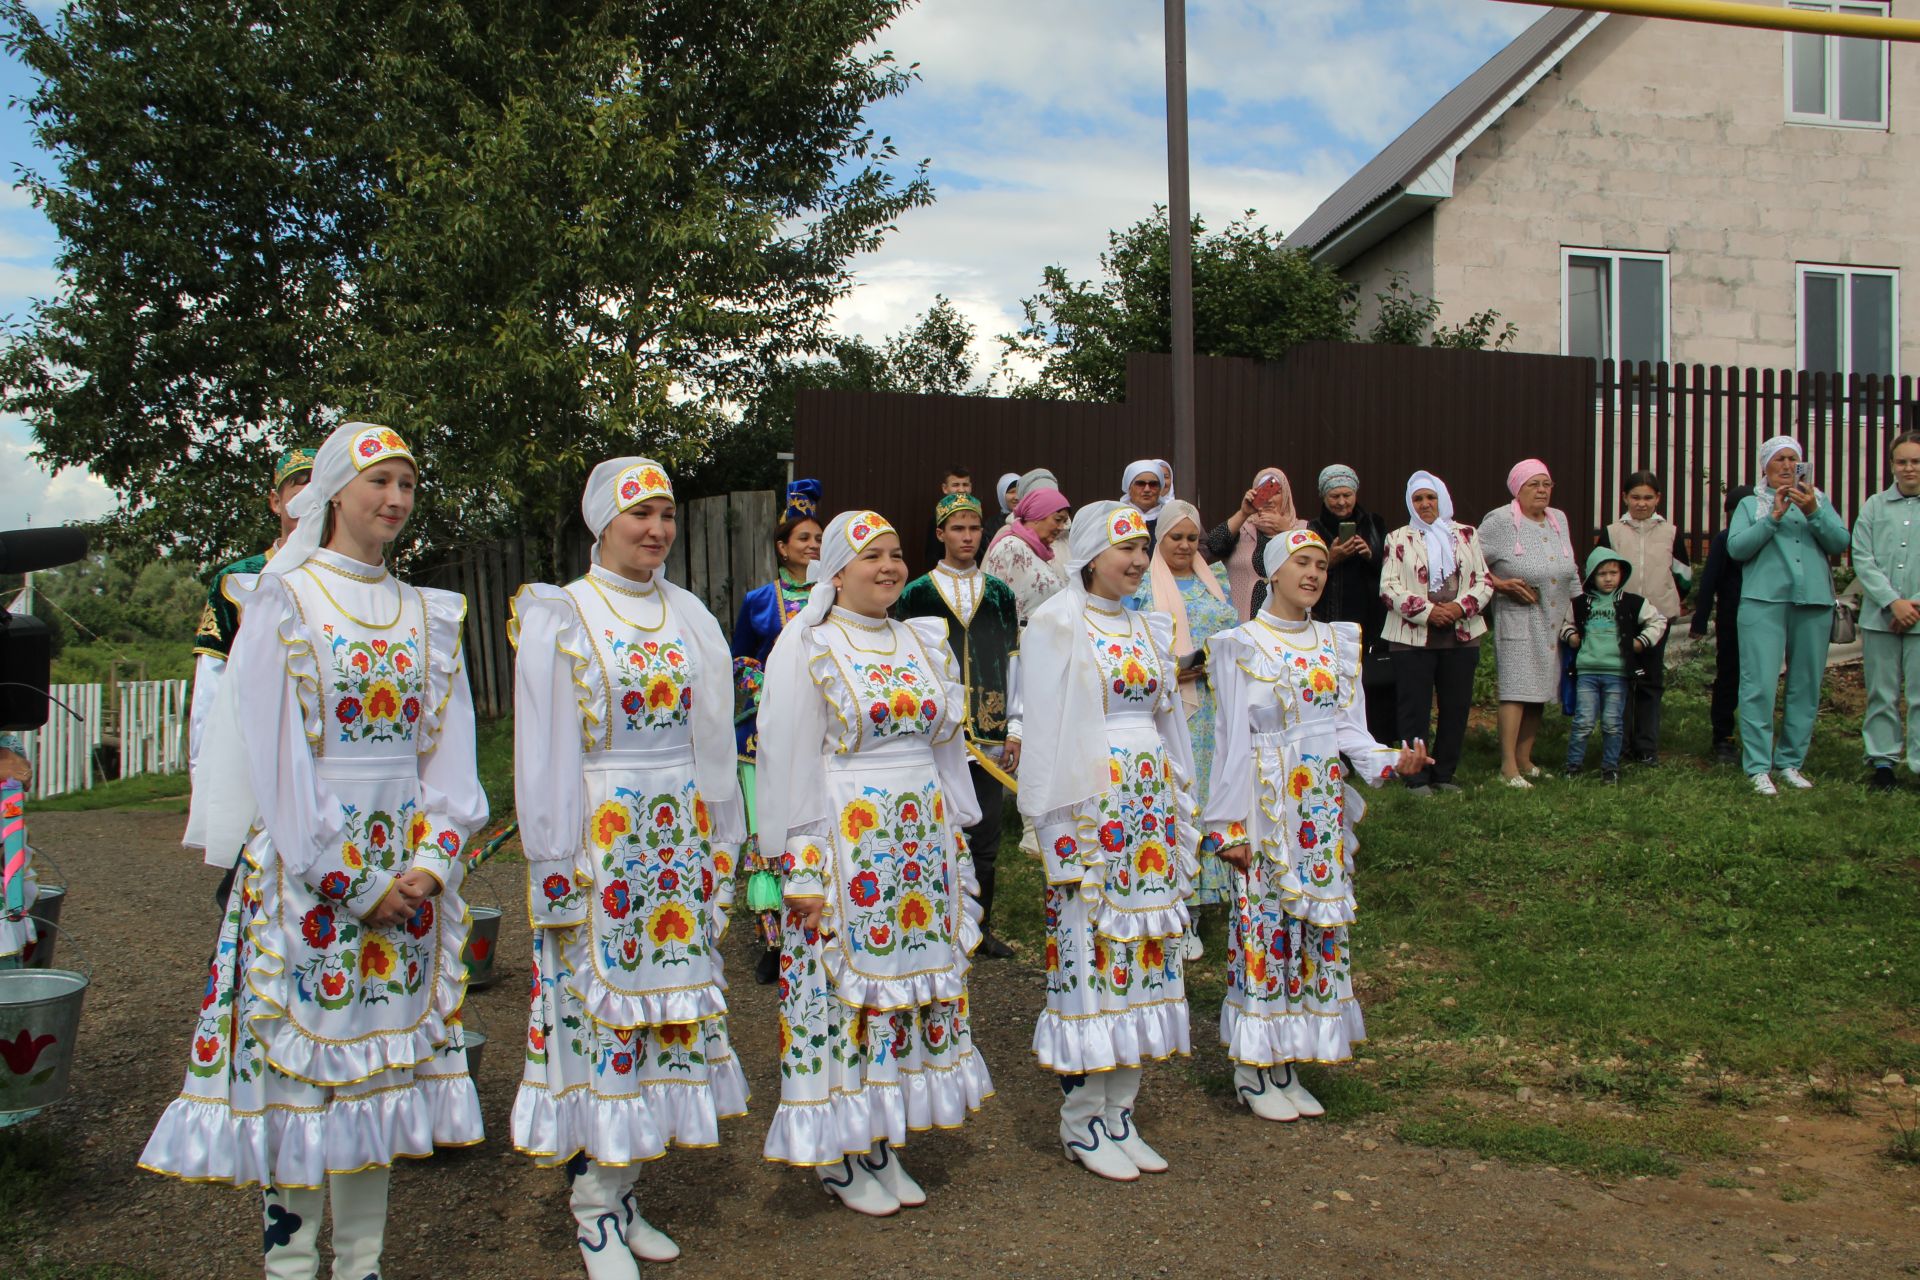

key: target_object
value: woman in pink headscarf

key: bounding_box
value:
[984,485,1073,625]
[1479,459,1582,787]
[1202,467,1307,620]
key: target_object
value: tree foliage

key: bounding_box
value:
[1001,208,1517,402]
[1,0,929,571]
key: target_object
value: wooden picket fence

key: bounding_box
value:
[19,678,189,800]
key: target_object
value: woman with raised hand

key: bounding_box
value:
[1017,501,1198,1182]
[510,458,748,1278]
[756,510,991,1217]
[1204,529,1428,1122]
[141,422,486,1280]
[1204,465,1307,621]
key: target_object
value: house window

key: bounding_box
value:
[1799,264,1899,380]
[1785,1,1889,128]
[1563,250,1669,367]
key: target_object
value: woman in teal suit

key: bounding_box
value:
[1727,435,1850,795]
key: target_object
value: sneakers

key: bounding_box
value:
[1563,766,1583,780]
[1405,784,1435,798]
[1434,781,1462,793]
[1751,772,1778,796]
[1871,765,1899,792]
[1504,774,1534,790]
[1600,768,1619,785]
[1779,767,1814,790]
[1712,740,1739,765]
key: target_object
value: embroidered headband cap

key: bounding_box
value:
[1107,505,1150,547]
[1263,526,1328,578]
[614,461,673,511]
[935,492,983,526]
[581,456,675,559]
[348,424,415,473]
[834,511,895,566]
[274,447,318,489]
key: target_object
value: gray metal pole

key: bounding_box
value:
[1164,0,1197,511]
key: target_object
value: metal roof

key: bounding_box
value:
[1288,7,1603,260]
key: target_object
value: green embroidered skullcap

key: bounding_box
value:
[935,492,983,526]
[274,446,318,488]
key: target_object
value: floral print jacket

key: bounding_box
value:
[1378,524,1494,647]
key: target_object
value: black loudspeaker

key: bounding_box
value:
[0,611,53,732]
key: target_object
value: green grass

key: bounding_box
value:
[30,771,190,813]
[1396,1097,1744,1177]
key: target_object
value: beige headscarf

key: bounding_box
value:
[1142,500,1226,716]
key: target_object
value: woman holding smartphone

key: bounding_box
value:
[1727,436,1850,794]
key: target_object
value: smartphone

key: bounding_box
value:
[1337,520,1358,542]
[1794,462,1812,486]
[1251,477,1283,509]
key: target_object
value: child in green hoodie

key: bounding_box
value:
[1561,547,1669,781]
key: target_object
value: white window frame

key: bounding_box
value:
[1796,262,1901,381]
[1783,0,1891,130]
[1560,248,1672,366]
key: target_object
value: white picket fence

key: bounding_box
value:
[19,679,190,800]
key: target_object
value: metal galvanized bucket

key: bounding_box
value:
[20,886,64,970]
[0,933,88,1125]
[463,906,502,991]
[463,1029,488,1077]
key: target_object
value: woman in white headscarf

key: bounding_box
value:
[141,422,487,1280]
[1122,459,1166,532]
[1014,500,1198,1183]
[1727,434,1850,794]
[1202,530,1427,1124]
[755,510,991,1217]
[1378,471,1493,794]
[507,458,749,1277]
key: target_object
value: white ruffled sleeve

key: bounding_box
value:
[1200,626,1254,854]
[228,576,386,917]
[1333,622,1399,786]
[509,584,592,928]
[406,588,489,898]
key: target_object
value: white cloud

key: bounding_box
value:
[831,0,1542,369]
[0,422,114,528]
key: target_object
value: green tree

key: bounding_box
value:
[2,0,930,574]
[1000,208,1358,402]
[1367,270,1517,351]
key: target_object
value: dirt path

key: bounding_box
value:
[10,810,1918,1279]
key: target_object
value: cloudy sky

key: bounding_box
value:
[0,0,1540,529]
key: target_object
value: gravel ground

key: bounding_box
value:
[7,809,1917,1279]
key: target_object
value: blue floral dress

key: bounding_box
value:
[1131,564,1237,905]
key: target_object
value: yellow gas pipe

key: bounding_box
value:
[1497,0,1920,42]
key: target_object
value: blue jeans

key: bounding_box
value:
[1567,673,1628,770]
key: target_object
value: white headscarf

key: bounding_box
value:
[580,457,740,817]
[265,422,416,576]
[1122,459,1165,519]
[754,509,899,850]
[1757,435,1803,486]
[1017,500,1149,818]
[1154,458,1175,507]
[996,472,1021,516]
[1405,470,1459,585]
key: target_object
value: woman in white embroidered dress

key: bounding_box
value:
[1202,529,1427,1123]
[1015,500,1199,1183]
[140,423,486,1280]
[756,510,991,1217]
[509,458,748,1278]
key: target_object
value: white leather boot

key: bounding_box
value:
[1102,1067,1167,1173]
[1059,1073,1138,1182]
[1235,1063,1300,1122]
[570,1161,642,1280]
[858,1139,927,1207]
[1270,1062,1326,1118]
[614,1179,681,1263]
[327,1167,390,1280]
[817,1153,902,1217]
[261,1185,324,1280]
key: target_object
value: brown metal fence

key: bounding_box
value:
[795,343,1597,575]
[1594,360,1912,555]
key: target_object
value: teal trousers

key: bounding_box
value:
[1736,600,1831,776]
[1861,629,1920,771]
